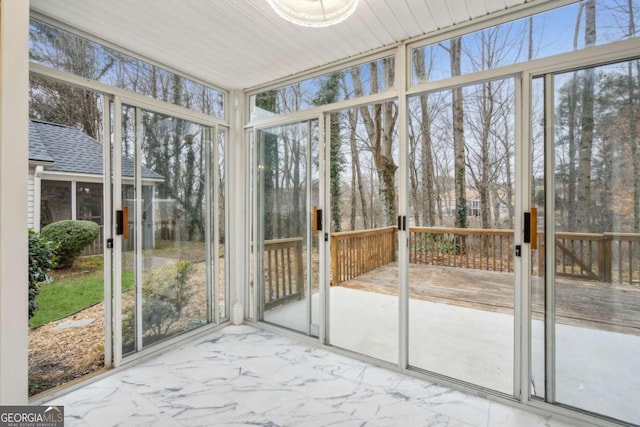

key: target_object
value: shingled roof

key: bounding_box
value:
[29,120,164,180]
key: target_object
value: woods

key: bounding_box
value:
[30,22,224,244]
[29,2,640,240]
[257,0,639,238]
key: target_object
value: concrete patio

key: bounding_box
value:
[265,263,640,425]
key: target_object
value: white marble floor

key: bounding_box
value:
[45,325,579,427]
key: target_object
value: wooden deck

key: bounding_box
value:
[339,262,640,336]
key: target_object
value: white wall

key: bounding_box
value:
[0,0,30,404]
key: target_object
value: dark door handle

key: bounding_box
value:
[313,207,322,234]
[116,207,129,238]
[524,209,537,249]
[116,210,123,235]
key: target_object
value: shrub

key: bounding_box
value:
[142,260,196,339]
[41,220,100,269]
[28,230,57,319]
[122,260,196,350]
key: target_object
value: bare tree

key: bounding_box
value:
[450,37,467,228]
[413,48,437,226]
[576,0,597,231]
[627,0,640,231]
[351,60,398,227]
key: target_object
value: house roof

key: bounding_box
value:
[29,120,164,180]
[28,121,55,164]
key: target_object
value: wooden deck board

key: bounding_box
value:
[339,262,640,336]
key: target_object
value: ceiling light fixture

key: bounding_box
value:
[267,0,359,28]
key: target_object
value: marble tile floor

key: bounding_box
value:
[45,325,580,427]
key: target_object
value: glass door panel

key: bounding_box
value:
[257,120,319,335]
[539,60,640,425]
[217,128,227,320]
[407,78,516,393]
[327,101,399,364]
[530,76,546,400]
[119,105,217,355]
[27,84,108,394]
[120,105,136,355]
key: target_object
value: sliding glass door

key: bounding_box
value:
[406,78,516,393]
[326,101,399,364]
[256,120,321,336]
[113,103,226,360]
[532,59,640,425]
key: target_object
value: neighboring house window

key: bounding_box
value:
[468,199,480,217]
[41,180,71,227]
[76,183,103,226]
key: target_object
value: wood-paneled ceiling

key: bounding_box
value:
[30,0,535,91]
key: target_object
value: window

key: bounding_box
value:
[40,180,71,227]
[251,56,395,119]
[30,20,225,118]
[76,183,103,225]
[412,0,640,85]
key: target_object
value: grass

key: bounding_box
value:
[29,241,218,329]
[30,260,134,328]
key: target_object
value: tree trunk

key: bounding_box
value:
[351,63,398,228]
[503,113,514,229]
[451,37,467,229]
[350,110,368,229]
[628,0,640,232]
[419,94,436,226]
[408,125,420,226]
[414,42,436,226]
[576,0,596,232]
[565,4,585,231]
[479,80,494,230]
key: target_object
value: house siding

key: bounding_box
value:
[27,166,35,230]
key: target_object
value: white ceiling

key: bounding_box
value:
[30,0,531,91]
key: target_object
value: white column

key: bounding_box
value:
[71,180,77,220]
[0,0,30,404]
[34,166,44,232]
[228,89,246,321]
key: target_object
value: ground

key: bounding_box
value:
[28,256,223,397]
[29,301,105,396]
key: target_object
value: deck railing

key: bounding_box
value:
[263,237,304,309]
[409,227,514,272]
[331,226,639,285]
[330,226,397,285]
[539,232,640,284]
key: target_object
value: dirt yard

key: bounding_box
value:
[28,259,225,397]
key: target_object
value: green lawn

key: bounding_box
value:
[30,269,134,328]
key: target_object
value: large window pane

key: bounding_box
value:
[412,0,640,85]
[251,56,395,119]
[328,100,399,364]
[218,128,227,320]
[531,76,546,400]
[256,121,317,335]
[121,108,216,353]
[407,78,516,393]
[30,20,225,118]
[549,60,640,425]
[28,92,106,396]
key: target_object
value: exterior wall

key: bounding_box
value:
[0,0,30,404]
[27,165,35,230]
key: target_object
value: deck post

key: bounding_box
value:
[599,234,612,283]
[296,238,304,298]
